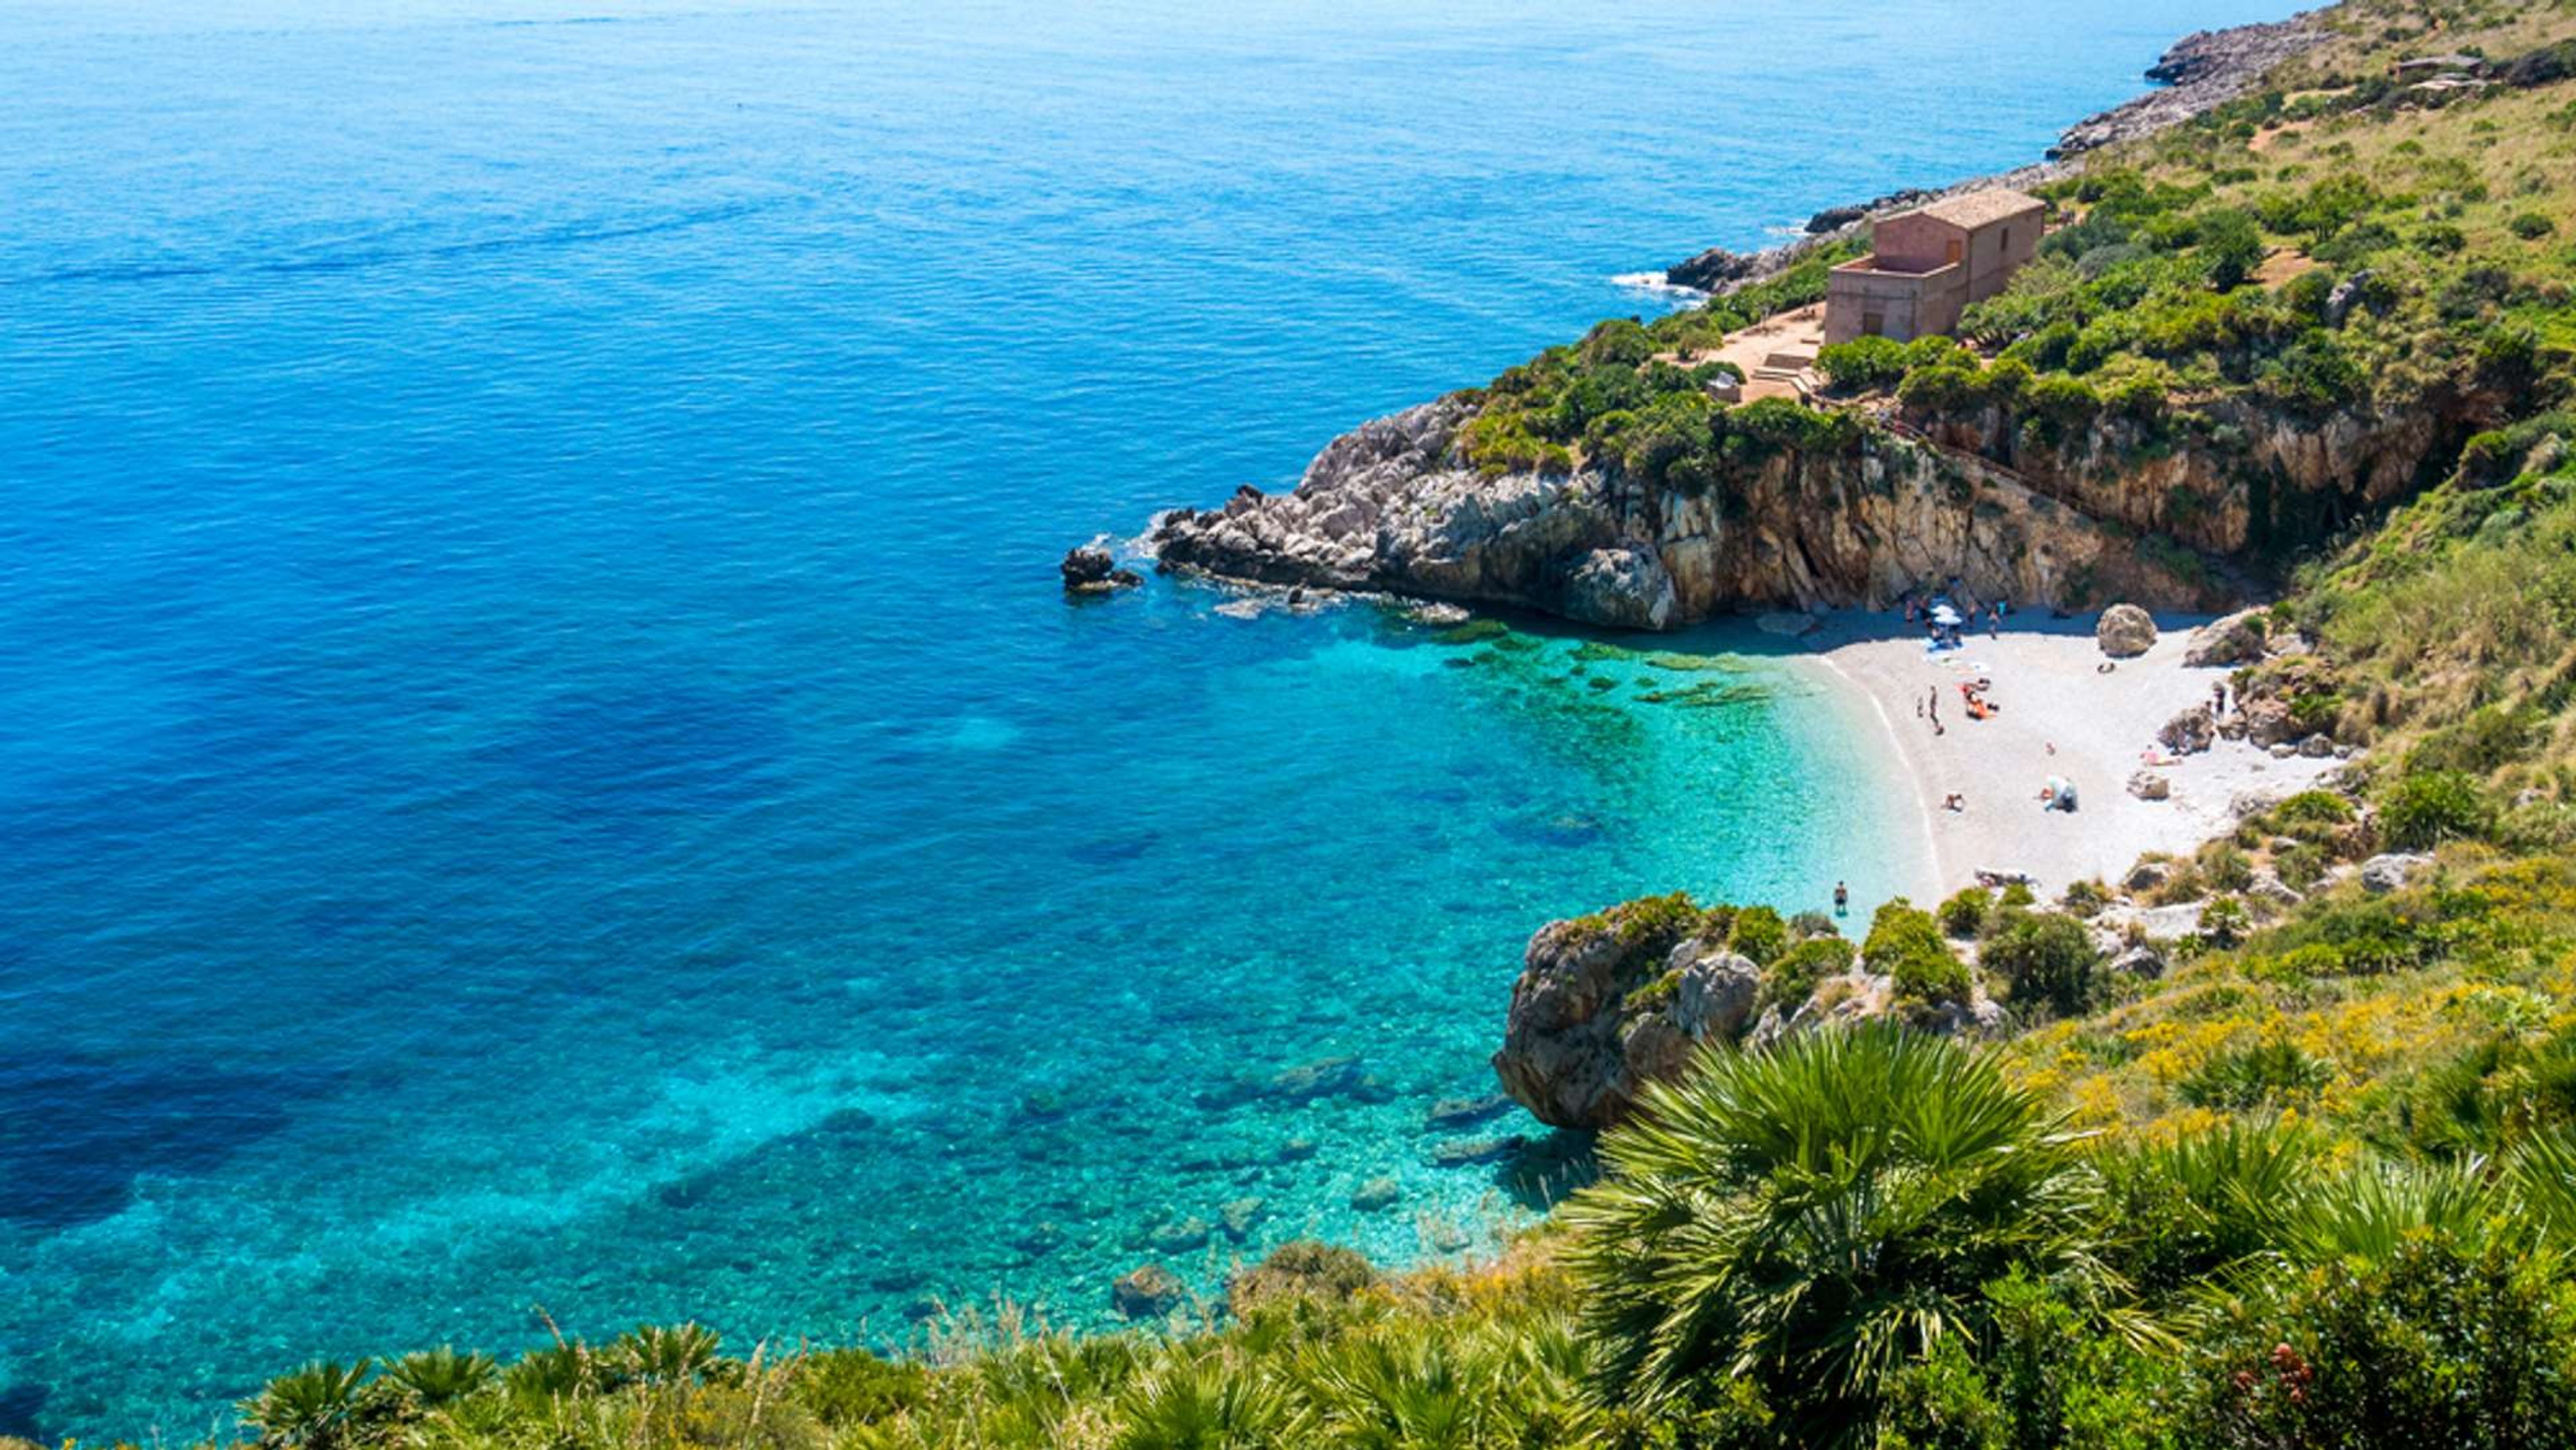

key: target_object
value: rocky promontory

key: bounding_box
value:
[1489,895,1764,1129]
[2054,12,2328,156]
[1146,390,2265,627]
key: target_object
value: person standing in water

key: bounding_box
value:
[1834,881,1849,917]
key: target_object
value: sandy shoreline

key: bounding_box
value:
[1792,607,2343,901]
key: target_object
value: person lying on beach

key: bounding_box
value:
[1943,793,1965,812]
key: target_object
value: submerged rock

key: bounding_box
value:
[1428,1135,1526,1169]
[1112,1264,1186,1319]
[1148,1216,1211,1254]
[1424,1093,1513,1131]
[1218,1197,1267,1243]
[1350,1176,1403,1212]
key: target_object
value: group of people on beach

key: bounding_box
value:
[1900,586,2009,652]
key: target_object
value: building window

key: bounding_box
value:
[1862,311,1885,337]
[1945,239,1963,266]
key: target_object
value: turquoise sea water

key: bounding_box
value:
[0,0,2294,1436]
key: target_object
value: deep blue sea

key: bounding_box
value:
[0,0,2295,1436]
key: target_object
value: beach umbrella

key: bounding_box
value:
[1930,604,1963,626]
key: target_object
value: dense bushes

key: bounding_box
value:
[1863,899,1970,1004]
[2381,769,2495,850]
[1980,911,2102,1018]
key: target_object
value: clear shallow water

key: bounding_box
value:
[0,0,2292,1436]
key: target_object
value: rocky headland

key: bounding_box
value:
[1120,9,2410,633]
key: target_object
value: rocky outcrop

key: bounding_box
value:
[2054,13,2328,156]
[1062,543,1141,594]
[2361,853,2433,895]
[1914,395,2466,560]
[2186,608,2269,667]
[1350,1177,1402,1212]
[1149,398,2227,628]
[2098,604,2159,658]
[1565,547,1677,630]
[2159,706,2216,755]
[1490,901,1761,1130]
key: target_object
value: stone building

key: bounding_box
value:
[1822,189,2046,345]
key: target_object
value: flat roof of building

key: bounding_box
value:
[1911,188,2045,230]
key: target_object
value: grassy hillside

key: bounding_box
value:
[55,4,2576,1449]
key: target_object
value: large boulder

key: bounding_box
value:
[1562,547,1677,631]
[2158,706,2216,755]
[2361,853,2433,895]
[2096,604,2159,658]
[2128,771,2172,801]
[2185,608,2269,666]
[1491,899,1761,1130]
[2237,696,2302,747]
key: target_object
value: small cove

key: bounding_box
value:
[0,0,2297,1435]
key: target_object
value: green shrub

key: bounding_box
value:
[2178,1239,2576,1448]
[1225,1239,1379,1315]
[2510,212,2559,241]
[1864,899,1970,1005]
[1728,904,1790,966]
[1980,912,2102,1019]
[1762,936,1857,1011]
[2275,789,2355,826]
[2418,221,2469,255]
[1937,888,1993,939]
[791,1348,930,1427]
[2409,704,2543,776]
[239,1359,374,1449]
[1815,335,1909,392]
[2381,770,2493,850]
[1726,396,1864,457]
[2197,207,2267,290]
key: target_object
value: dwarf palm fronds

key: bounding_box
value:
[613,1323,724,1386]
[238,1358,373,1448]
[1107,1350,1287,1449]
[2512,1125,2576,1244]
[2099,1117,2318,1293]
[2286,1156,2512,1265]
[383,1346,498,1407]
[1563,1025,2104,1447]
[1287,1324,1494,1447]
[502,1341,600,1404]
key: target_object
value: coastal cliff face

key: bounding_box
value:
[1914,392,2471,559]
[1147,375,2503,629]
[1148,395,2233,627]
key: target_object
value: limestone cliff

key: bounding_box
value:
[1147,395,2233,628]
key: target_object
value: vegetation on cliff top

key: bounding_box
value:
[66,3,2576,1449]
